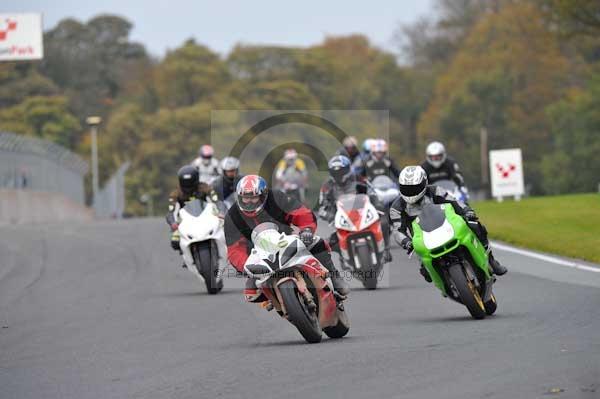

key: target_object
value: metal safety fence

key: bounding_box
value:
[0,131,88,204]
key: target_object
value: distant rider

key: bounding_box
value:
[389,166,507,281]
[363,139,401,182]
[421,141,465,187]
[166,165,219,253]
[274,149,308,201]
[224,175,349,303]
[337,136,364,176]
[337,136,362,164]
[318,155,392,263]
[212,156,243,204]
[192,144,220,183]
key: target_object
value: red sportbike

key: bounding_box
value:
[334,194,385,289]
[243,223,350,343]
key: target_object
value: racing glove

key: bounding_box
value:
[400,237,413,254]
[464,210,478,221]
[299,228,314,247]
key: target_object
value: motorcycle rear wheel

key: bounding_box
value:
[448,263,486,320]
[279,280,322,343]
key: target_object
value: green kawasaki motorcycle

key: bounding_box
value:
[411,203,498,319]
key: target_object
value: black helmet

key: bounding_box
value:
[178,165,199,195]
[328,155,352,185]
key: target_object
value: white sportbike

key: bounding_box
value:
[177,199,227,294]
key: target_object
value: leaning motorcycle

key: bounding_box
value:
[334,194,385,290]
[177,199,227,294]
[410,202,497,319]
[244,223,350,343]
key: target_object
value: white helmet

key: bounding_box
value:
[371,139,388,153]
[398,166,428,204]
[426,141,446,168]
[220,156,240,172]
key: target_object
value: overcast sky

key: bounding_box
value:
[7,0,434,57]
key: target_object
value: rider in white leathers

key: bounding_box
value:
[192,144,220,183]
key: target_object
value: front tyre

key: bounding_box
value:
[279,280,322,343]
[193,241,223,295]
[356,245,379,290]
[448,264,486,320]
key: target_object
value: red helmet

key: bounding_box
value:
[236,175,268,217]
[199,144,214,159]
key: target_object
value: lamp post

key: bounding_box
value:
[86,116,102,213]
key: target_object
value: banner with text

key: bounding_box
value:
[0,14,43,61]
[489,148,524,199]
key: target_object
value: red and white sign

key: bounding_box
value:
[489,148,524,199]
[0,14,43,61]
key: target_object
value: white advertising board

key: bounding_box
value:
[489,148,525,199]
[0,14,43,61]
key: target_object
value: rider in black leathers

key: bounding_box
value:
[389,165,507,281]
[420,141,465,187]
[212,156,244,204]
[318,155,392,263]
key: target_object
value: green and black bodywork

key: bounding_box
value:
[411,203,497,319]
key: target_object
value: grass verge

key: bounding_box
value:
[473,193,600,264]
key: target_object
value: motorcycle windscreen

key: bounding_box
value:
[251,222,283,255]
[416,203,447,232]
[433,179,457,193]
[337,194,368,211]
[418,204,456,249]
[182,199,206,217]
[371,175,397,190]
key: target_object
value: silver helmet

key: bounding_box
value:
[220,156,240,172]
[426,141,446,168]
[398,166,428,204]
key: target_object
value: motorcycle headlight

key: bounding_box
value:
[338,213,354,230]
[364,209,375,225]
[244,263,273,277]
[280,241,298,267]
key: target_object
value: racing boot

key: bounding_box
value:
[244,278,267,303]
[310,238,350,298]
[330,270,350,298]
[419,264,432,283]
[383,248,393,263]
[488,252,507,276]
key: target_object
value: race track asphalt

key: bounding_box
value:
[1,218,598,399]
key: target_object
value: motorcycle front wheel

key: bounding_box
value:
[279,280,322,343]
[193,241,223,295]
[448,263,486,320]
[356,245,379,290]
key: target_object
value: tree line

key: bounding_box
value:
[0,0,598,215]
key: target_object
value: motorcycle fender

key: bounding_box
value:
[481,276,495,302]
[180,242,195,268]
[274,275,306,316]
[275,275,306,294]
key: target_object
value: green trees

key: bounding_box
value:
[41,15,149,119]
[3,2,600,214]
[418,3,570,192]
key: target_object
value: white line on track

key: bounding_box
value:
[491,241,600,273]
